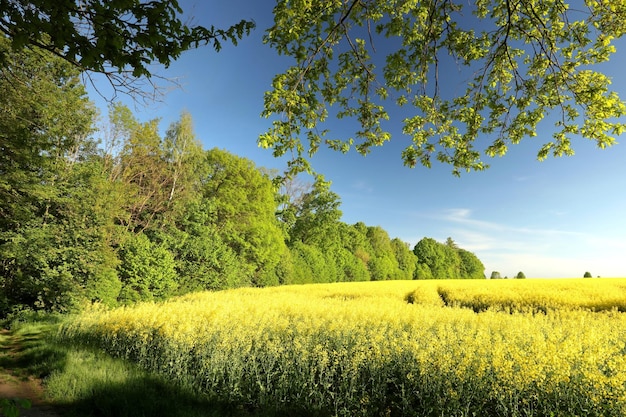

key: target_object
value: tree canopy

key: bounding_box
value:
[0,0,254,98]
[413,237,484,279]
[260,0,626,177]
[490,271,502,279]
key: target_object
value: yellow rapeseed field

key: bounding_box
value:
[60,279,626,416]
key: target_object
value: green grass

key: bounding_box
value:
[1,313,253,417]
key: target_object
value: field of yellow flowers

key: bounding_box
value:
[60,279,626,416]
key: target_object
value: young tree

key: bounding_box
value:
[260,0,626,177]
[445,237,459,249]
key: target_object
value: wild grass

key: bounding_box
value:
[59,279,626,417]
[1,313,238,417]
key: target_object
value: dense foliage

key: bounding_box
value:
[261,0,626,177]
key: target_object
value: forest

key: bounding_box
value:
[0,36,486,316]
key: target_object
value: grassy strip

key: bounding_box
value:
[2,313,246,417]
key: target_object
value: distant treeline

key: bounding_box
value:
[0,38,485,315]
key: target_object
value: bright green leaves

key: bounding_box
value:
[587,0,626,37]
[203,149,289,286]
[117,233,178,303]
[262,0,626,177]
[0,37,117,313]
[413,237,484,279]
[262,0,391,176]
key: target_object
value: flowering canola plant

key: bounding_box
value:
[60,279,626,416]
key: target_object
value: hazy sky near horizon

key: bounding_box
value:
[86,0,626,278]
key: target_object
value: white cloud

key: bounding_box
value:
[389,207,625,278]
[425,208,626,278]
[439,208,585,239]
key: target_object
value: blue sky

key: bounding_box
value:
[86,0,626,278]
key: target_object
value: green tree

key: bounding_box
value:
[282,178,355,283]
[281,180,376,283]
[584,271,593,278]
[516,271,526,279]
[58,156,123,307]
[117,233,177,303]
[390,238,418,280]
[490,271,502,280]
[414,263,433,280]
[0,37,121,313]
[288,177,343,246]
[365,226,402,280]
[0,1,254,97]
[345,222,374,267]
[413,238,446,278]
[413,237,461,279]
[457,249,486,279]
[288,241,337,285]
[335,247,370,282]
[203,148,288,286]
[260,0,626,177]
[445,237,459,249]
[153,199,247,293]
[0,37,95,235]
[337,223,373,282]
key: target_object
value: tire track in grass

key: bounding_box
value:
[0,329,60,417]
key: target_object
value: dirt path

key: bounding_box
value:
[0,377,58,417]
[0,330,60,417]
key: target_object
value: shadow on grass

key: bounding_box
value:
[1,316,313,417]
[50,365,322,417]
[52,375,243,417]
[0,319,67,381]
